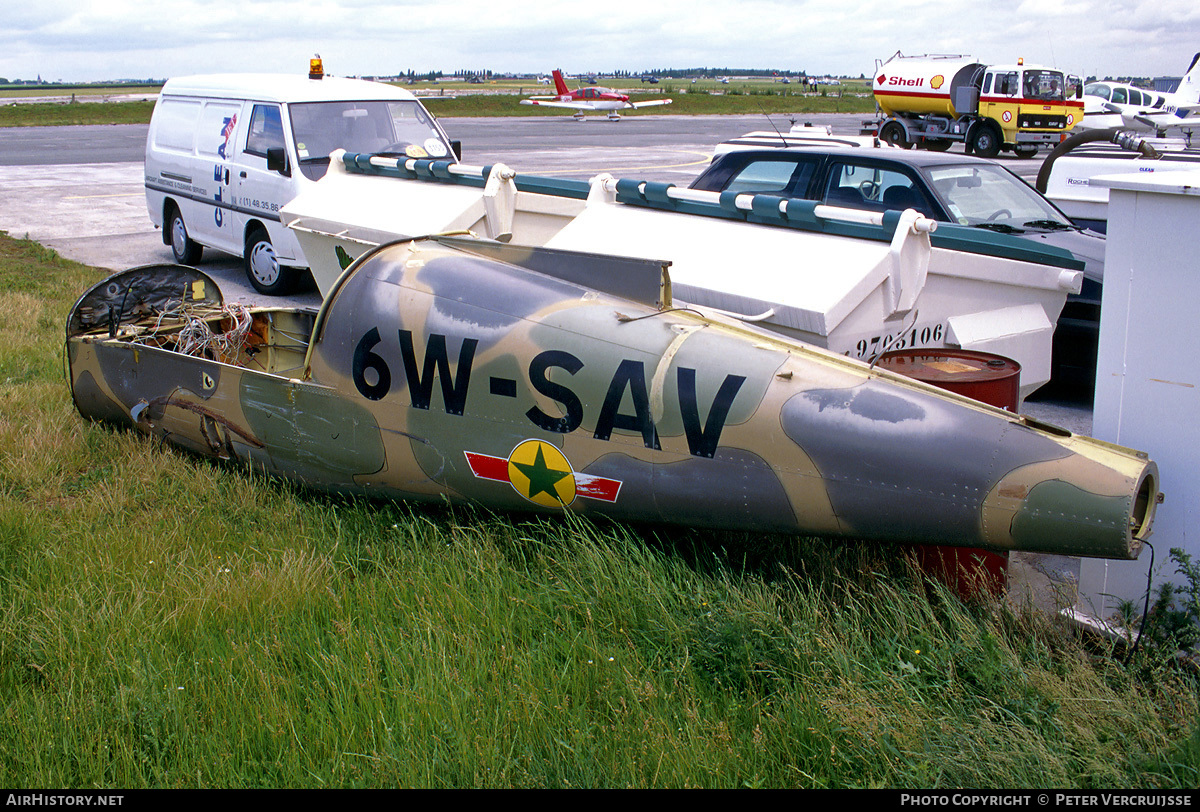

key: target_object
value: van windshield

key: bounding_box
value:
[288,100,453,178]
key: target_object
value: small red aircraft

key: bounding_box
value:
[520,69,672,120]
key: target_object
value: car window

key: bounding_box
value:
[822,162,934,217]
[721,158,816,197]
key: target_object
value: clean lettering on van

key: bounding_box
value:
[213,164,225,227]
[214,115,236,227]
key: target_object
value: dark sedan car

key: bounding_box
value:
[688,142,1106,390]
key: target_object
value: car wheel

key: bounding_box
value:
[1013,145,1039,159]
[971,126,1002,159]
[244,228,298,295]
[879,121,912,149]
[168,209,202,265]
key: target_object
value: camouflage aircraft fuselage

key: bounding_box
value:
[66,240,1158,559]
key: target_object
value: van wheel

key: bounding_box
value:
[245,228,298,296]
[169,209,202,265]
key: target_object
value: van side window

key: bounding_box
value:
[197,102,242,159]
[245,104,285,158]
[154,99,201,152]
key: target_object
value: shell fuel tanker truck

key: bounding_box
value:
[870,52,1084,158]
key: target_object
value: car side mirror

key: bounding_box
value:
[451,140,462,161]
[267,147,290,177]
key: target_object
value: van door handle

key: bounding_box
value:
[239,171,247,179]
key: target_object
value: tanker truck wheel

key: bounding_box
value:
[879,121,912,149]
[970,126,1002,159]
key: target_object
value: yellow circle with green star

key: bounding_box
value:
[507,440,577,508]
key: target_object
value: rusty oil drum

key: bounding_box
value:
[875,349,1021,411]
[875,348,1021,594]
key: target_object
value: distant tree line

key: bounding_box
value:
[0,78,163,87]
[391,68,850,81]
[627,68,810,78]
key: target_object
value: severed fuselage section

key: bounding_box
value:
[66,239,1157,559]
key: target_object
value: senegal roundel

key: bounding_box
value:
[507,440,576,507]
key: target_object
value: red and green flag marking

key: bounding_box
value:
[464,439,622,508]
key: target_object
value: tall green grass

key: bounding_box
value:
[0,232,1197,788]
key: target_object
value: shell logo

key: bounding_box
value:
[930,75,945,90]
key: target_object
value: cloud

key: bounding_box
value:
[1,0,1198,82]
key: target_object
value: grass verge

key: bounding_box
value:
[0,101,158,128]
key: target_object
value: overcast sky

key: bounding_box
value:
[3,0,1199,84]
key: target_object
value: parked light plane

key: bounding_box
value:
[519,69,672,120]
[1080,52,1200,133]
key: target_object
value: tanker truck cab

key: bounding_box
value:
[976,62,1081,157]
[145,65,459,295]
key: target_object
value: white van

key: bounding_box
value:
[145,70,459,294]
